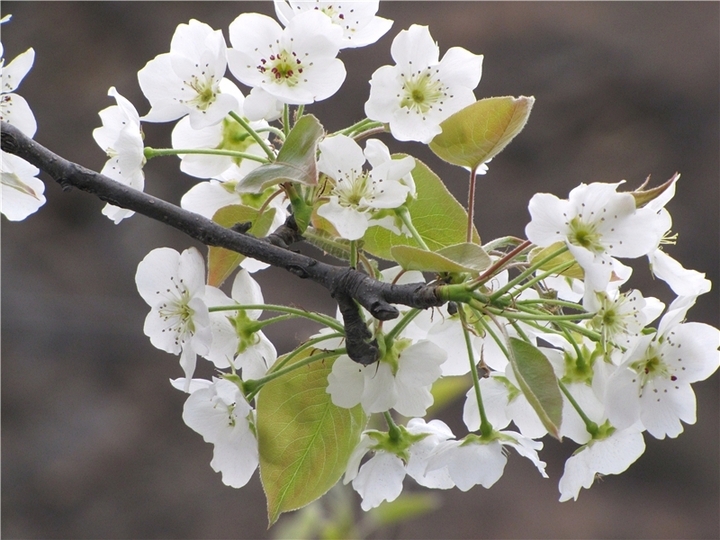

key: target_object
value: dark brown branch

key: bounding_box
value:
[1,121,446,364]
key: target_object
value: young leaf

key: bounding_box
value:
[362,159,480,260]
[238,114,324,193]
[257,350,367,526]
[391,242,491,273]
[207,205,276,287]
[529,242,584,280]
[429,96,535,169]
[507,337,563,439]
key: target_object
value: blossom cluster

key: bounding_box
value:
[3,1,718,522]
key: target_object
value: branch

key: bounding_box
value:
[1,121,445,364]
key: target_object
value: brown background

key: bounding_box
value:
[2,2,718,539]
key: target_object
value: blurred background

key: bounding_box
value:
[2,2,718,538]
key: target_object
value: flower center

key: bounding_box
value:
[257,50,304,87]
[567,216,603,253]
[182,70,219,111]
[399,69,447,115]
[156,277,195,346]
[333,168,375,209]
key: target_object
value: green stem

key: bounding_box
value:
[257,126,285,140]
[469,240,532,291]
[268,331,345,374]
[460,308,492,437]
[208,303,345,333]
[143,147,268,164]
[295,104,305,121]
[514,297,588,310]
[244,348,344,396]
[466,165,480,243]
[489,244,569,302]
[384,308,422,343]
[558,380,598,437]
[482,306,595,322]
[336,118,373,137]
[395,206,429,250]
[282,104,291,138]
[384,411,403,442]
[229,111,275,160]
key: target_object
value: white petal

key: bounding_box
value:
[352,452,406,511]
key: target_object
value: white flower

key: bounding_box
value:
[92,87,145,223]
[604,303,720,439]
[344,419,454,510]
[1,44,37,136]
[327,339,446,417]
[274,0,392,49]
[138,20,238,129]
[558,427,645,501]
[427,431,547,492]
[173,377,259,488]
[463,370,548,439]
[227,11,345,112]
[589,289,664,355]
[364,25,483,143]
[204,269,278,379]
[1,150,45,221]
[525,182,665,309]
[170,85,269,179]
[317,135,414,240]
[135,247,212,388]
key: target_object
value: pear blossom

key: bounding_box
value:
[525,182,665,309]
[227,11,345,116]
[604,302,720,439]
[344,419,455,510]
[138,19,238,129]
[203,269,278,380]
[1,42,36,136]
[589,289,664,355]
[364,25,483,143]
[464,366,548,439]
[170,85,269,179]
[649,248,712,298]
[93,87,145,223]
[172,377,259,488]
[427,431,547,491]
[1,150,45,221]
[273,0,392,49]
[327,339,446,417]
[317,135,414,240]
[135,247,212,388]
[558,426,645,501]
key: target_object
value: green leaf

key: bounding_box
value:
[367,493,440,527]
[429,96,535,169]
[529,242,584,280]
[427,375,472,415]
[240,115,324,192]
[391,242,491,274]
[363,159,480,260]
[207,205,276,287]
[257,349,367,526]
[507,338,563,439]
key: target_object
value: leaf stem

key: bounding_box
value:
[395,206,429,250]
[466,165,480,243]
[143,147,268,164]
[208,303,345,333]
[558,380,599,437]
[228,111,276,160]
[488,244,569,302]
[244,348,344,395]
[460,308,493,437]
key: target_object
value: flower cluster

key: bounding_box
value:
[4,2,717,525]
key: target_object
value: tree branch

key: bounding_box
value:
[1,121,446,364]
